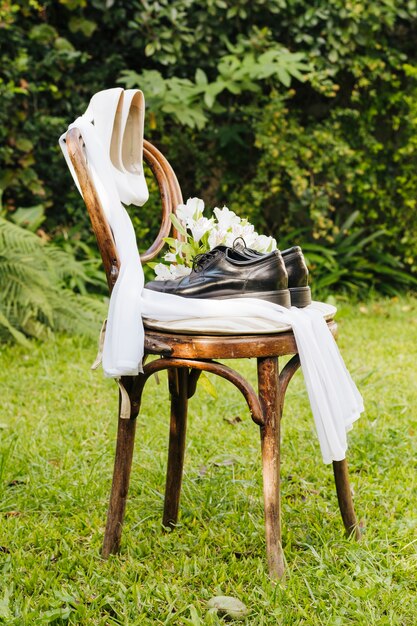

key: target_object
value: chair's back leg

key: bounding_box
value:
[102,378,138,558]
[257,356,285,579]
[333,459,360,539]
[163,367,189,528]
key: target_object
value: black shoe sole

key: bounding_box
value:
[212,289,291,308]
[289,286,311,307]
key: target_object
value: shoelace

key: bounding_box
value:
[192,249,221,272]
[233,236,247,250]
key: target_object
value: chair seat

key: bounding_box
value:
[144,318,337,361]
[144,300,336,336]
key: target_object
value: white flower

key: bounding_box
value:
[176,197,205,224]
[169,264,192,279]
[153,262,191,281]
[251,235,277,252]
[189,216,214,243]
[208,226,227,249]
[154,263,174,281]
[163,240,186,263]
[172,240,185,255]
[154,199,277,282]
[213,205,241,230]
[224,222,257,248]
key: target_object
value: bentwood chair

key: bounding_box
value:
[66,128,359,579]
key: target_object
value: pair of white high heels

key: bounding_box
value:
[79,87,149,207]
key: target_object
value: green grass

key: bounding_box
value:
[1,297,417,625]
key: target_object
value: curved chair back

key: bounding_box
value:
[65,128,184,292]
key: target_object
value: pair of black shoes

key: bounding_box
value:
[145,242,311,308]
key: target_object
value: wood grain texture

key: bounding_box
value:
[333,459,360,539]
[258,356,285,579]
[66,128,119,291]
[67,130,183,271]
[139,357,263,426]
[278,355,301,415]
[163,368,189,528]
[144,321,337,360]
[143,139,185,242]
[102,405,137,557]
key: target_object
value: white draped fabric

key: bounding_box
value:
[59,112,364,464]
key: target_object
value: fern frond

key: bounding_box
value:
[0,218,106,342]
[0,217,45,253]
[0,310,31,346]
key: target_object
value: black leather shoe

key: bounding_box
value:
[281,246,311,307]
[232,241,311,307]
[145,247,291,307]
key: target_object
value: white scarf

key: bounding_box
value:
[60,115,364,464]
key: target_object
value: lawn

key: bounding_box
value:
[1,297,417,625]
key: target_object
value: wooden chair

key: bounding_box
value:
[66,128,359,579]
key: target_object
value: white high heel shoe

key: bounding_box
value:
[58,88,123,200]
[84,88,149,206]
[84,88,133,206]
[118,89,149,207]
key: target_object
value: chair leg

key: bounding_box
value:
[257,356,285,579]
[333,459,361,539]
[162,368,189,528]
[102,388,137,558]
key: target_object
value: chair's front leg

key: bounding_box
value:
[257,356,285,579]
[102,376,139,558]
[163,367,189,528]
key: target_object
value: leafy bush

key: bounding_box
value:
[278,212,417,298]
[1,0,417,298]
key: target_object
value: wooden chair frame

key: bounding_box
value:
[66,128,359,579]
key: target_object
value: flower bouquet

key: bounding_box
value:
[153,197,277,280]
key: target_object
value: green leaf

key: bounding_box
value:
[328,49,339,63]
[276,67,291,87]
[29,24,57,44]
[204,90,215,108]
[15,137,33,152]
[163,237,179,247]
[226,5,238,17]
[54,37,75,52]
[170,214,188,237]
[195,68,208,85]
[10,205,45,232]
[68,16,97,37]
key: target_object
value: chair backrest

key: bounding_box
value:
[65,127,184,292]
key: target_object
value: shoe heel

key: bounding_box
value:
[289,286,311,308]
[256,289,291,308]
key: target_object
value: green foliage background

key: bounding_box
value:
[1,0,417,298]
